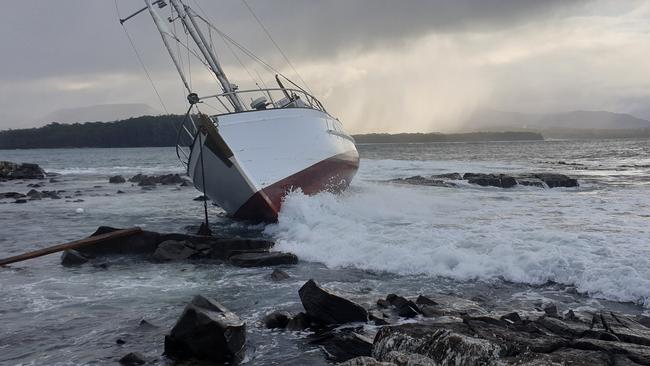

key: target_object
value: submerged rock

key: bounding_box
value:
[164,295,246,363]
[118,352,146,365]
[390,175,456,188]
[299,279,369,325]
[60,249,90,266]
[0,192,25,199]
[229,251,298,267]
[385,294,421,318]
[311,330,373,363]
[263,310,291,329]
[270,269,291,281]
[152,240,197,261]
[109,175,126,184]
[286,312,311,331]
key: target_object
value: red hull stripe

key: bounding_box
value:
[234,151,360,222]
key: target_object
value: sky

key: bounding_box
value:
[1,0,650,133]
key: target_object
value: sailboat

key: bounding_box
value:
[124,0,359,221]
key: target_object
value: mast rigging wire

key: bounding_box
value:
[239,0,313,94]
[114,0,169,114]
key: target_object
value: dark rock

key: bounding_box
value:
[311,330,373,362]
[286,312,311,331]
[49,178,59,183]
[0,161,45,180]
[517,178,545,188]
[415,295,438,307]
[391,175,456,188]
[60,249,89,266]
[26,189,41,199]
[533,173,579,188]
[164,295,246,363]
[78,226,160,256]
[158,173,185,185]
[180,179,191,187]
[337,356,394,366]
[369,310,390,326]
[14,199,27,204]
[139,319,158,330]
[386,294,421,318]
[193,195,208,201]
[376,299,390,308]
[153,240,197,261]
[118,352,145,365]
[116,338,126,345]
[270,269,291,281]
[117,190,125,194]
[229,252,298,267]
[109,175,126,184]
[27,183,42,188]
[543,302,558,317]
[431,172,463,180]
[1,192,25,199]
[465,173,518,188]
[298,279,369,325]
[501,312,522,324]
[137,176,157,186]
[128,174,145,182]
[263,310,291,329]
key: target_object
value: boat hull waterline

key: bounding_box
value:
[187,108,359,222]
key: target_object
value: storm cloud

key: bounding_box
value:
[1,0,649,132]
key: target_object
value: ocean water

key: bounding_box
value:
[0,139,649,365]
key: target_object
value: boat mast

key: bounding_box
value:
[167,0,244,112]
[144,0,191,93]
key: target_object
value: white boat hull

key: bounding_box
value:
[187,108,359,221]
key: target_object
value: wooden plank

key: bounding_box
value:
[0,227,143,266]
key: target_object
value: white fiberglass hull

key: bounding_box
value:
[187,108,359,221]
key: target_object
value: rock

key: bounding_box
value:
[137,176,157,187]
[543,302,558,317]
[377,299,391,308]
[139,319,159,330]
[311,330,373,363]
[0,161,45,180]
[229,252,298,267]
[118,352,146,365]
[263,310,291,329]
[116,338,126,345]
[109,175,126,184]
[1,192,25,199]
[431,172,462,180]
[14,199,27,204]
[386,294,421,318]
[337,356,395,366]
[415,295,438,307]
[533,173,579,188]
[299,279,369,325]
[117,190,125,194]
[27,183,42,188]
[286,312,311,331]
[383,350,437,365]
[60,249,90,266]
[153,240,197,261]
[464,173,517,189]
[391,175,455,188]
[164,295,246,363]
[500,312,522,324]
[49,178,59,183]
[158,173,185,185]
[78,226,160,256]
[373,324,501,365]
[193,195,208,201]
[270,269,291,281]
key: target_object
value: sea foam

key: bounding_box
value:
[266,162,650,307]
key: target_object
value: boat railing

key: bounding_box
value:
[199,88,327,115]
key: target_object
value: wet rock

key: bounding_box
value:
[286,312,311,331]
[60,249,90,266]
[385,294,421,318]
[431,172,463,180]
[369,310,390,326]
[373,324,501,365]
[79,226,160,256]
[193,195,208,201]
[415,295,438,307]
[116,338,126,345]
[543,302,558,317]
[14,199,27,204]
[533,173,579,188]
[517,178,545,188]
[137,176,157,187]
[158,173,185,185]
[391,175,455,188]
[164,295,246,363]
[26,189,41,199]
[0,161,45,180]
[27,183,42,188]
[311,330,373,362]
[109,175,126,184]
[377,299,391,309]
[383,351,437,365]
[153,240,197,261]
[49,178,60,183]
[464,173,517,188]
[337,356,395,366]
[501,312,522,324]
[139,319,159,330]
[270,269,291,281]
[117,190,125,194]
[263,310,291,329]
[118,352,146,365]
[229,251,298,267]
[1,192,25,199]
[299,279,369,325]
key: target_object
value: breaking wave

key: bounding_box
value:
[266,170,650,307]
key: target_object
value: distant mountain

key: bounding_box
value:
[40,103,160,124]
[464,109,650,131]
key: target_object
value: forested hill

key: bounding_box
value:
[0,115,183,149]
[0,115,543,149]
